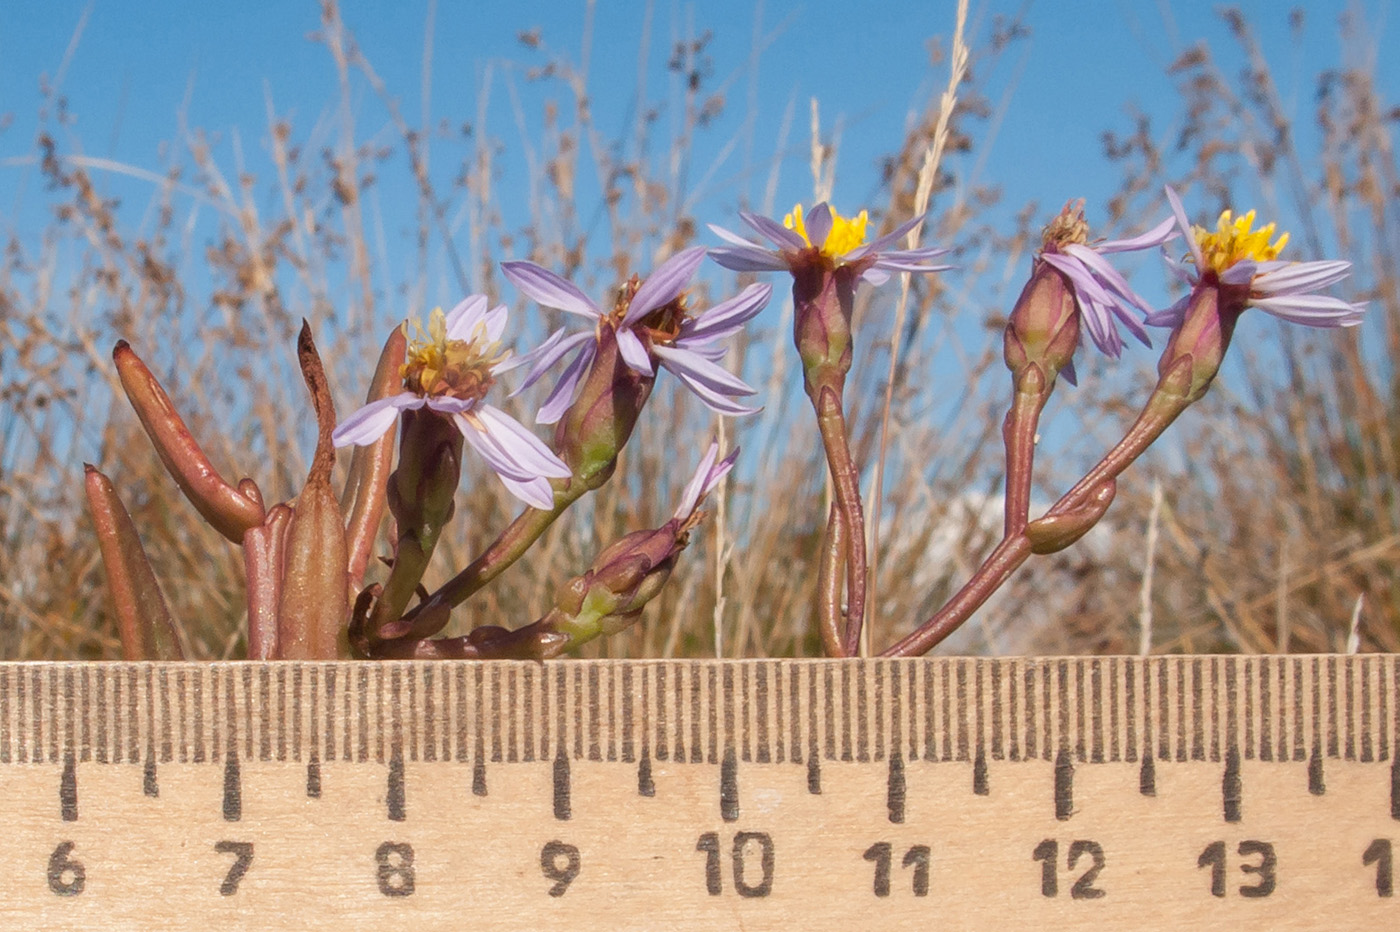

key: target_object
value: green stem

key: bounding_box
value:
[387,482,585,641]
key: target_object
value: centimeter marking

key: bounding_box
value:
[0,657,1391,772]
[2,656,1397,930]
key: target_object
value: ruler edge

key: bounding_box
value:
[0,655,1391,769]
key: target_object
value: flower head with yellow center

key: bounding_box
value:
[401,305,509,401]
[709,201,950,286]
[332,294,569,510]
[1148,186,1365,330]
[1191,208,1289,277]
[500,247,770,424]
[784,204,870,259]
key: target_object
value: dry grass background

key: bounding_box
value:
[0,3,1395,660]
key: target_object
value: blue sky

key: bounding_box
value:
[5,1,1393,259]
[1,0,1394,474]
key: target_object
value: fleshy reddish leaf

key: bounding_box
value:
[342,324,406,587]
[84,464,184,660]
[113,341,265,543]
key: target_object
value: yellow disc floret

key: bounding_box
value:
[401,307,507,400]
[1193,209,1289,275]
[784,203,870,258]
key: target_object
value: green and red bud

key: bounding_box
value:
[550,521,688,649]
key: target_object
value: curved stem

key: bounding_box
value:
[813,385,868,656]
[883,381,1193,657]
[1003,372,1049,538]
[816,504,848,658]
[388,483,584,641]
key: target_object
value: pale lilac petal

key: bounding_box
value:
[537,341,596,425]
[444,294,489,338]
[424,395,478,416]
[1164,186,1203,269]
[847,214,926,260]
[1062,243,1153,313]
[672,442,740,520]
[332,394,423,447]
[1096,215,1179,253]
[1145,294,1192,328]
[870,256,956,274]
[653,345,755,397]
[804,203,834,252]
[506,330,593,393]
[875,244,951,263]
[1163,253,1196,287]
[1220,261,1257,286]
[740,210,807,250]
[473,404,571,478]
[654,348,760,417]
[453,413,538,481]
[1041,252,1123,356]
[481,304,509,343]
[677,283,771,345]
[674,442,721,520]
[501,260,602,319]
[673,373,761,416]
[500,474,558,511]
[623,247,706,324]
[707,245,792,272]
[708,223,761,247]
[861,267,892,287]
[615,326,654,375]
[1250,294,1367,327]
[455,414,559,509]
[1254,260,1352,297]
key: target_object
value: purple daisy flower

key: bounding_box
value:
[1148,186,1367,329]
[1035,203,1179,362]
[332,294,570,511]
[707,202,951,285]
[500,247,771,424]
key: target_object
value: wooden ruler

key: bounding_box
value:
[1,656,1396,929]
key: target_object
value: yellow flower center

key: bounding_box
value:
[784,203,869,258]
[1193,209,1289,275]
[401,307,507,400]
